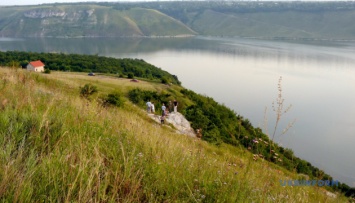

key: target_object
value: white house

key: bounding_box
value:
[27,60,45,72]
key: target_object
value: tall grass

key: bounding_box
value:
[0,68,347,202]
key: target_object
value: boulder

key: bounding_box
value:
[147,112,196,137]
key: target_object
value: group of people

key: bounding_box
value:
[146,99,178,124]
[146,101,155,113]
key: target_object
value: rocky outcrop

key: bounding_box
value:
[24,9,66,18]
[148,112,196,137]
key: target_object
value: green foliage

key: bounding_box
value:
[161,76,168,84]
[102,92,124,107]
[127,72,134,79]
[0,51,181,85]
[80,83,98,99]
[128,88,172,112]
[43,69,51,74]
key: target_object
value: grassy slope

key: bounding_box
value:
[188,9,355,40]
[188,10,314,38]
[0,67,348,202]
[125,8,196,36]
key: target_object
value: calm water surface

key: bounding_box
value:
[1,37,355,186]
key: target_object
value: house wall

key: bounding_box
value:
[27,64,44,72]
[27,64,35,71]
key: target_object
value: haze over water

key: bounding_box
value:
[1,36,354,186]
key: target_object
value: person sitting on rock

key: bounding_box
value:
[173,99,178,113]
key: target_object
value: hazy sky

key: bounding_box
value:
[0,0,129,6]
[0,0,344,6]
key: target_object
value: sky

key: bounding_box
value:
[0,0,346,6]
[0,0,128,6]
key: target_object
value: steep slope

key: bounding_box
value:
[190,9,317,38]
[0,5,196,37]
[1,2,355,40]
[188,9,355,40]
[125,8,196,37]
[0,67,348,202]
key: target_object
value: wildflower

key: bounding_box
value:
[252,139,259,144]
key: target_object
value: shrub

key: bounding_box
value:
[102,92,124,107]
[44,69,51,74]
[128,88,142,104]
[80,83,98,99]
[127,72,134,79]
[161,77,168,84]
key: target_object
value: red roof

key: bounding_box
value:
[29,60,45,67]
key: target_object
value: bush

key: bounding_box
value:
[127,72,134,79]
[80,83,98,99]
[128,88,142,104]
[161,77,168,84]
[102,92,124,107]
[44,69,51,74]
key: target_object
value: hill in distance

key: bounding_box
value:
[0,4,196,38]
[1,1,355,40]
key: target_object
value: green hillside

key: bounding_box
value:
[2,1,355,39]
[0,66,350,202]
[140,1,355,40]
[189,9,355,39]
[189,10,319,38]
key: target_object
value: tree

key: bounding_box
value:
[127,72,134,79]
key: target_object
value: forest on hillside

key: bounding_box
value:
[0,51,180,85]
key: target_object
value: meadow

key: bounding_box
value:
[0,67,348,202]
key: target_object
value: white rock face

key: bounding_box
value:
[148,112,196,137]
[24,9,66,18]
